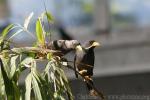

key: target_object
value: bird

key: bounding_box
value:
[46,40,80,56]
[74,40,100,96]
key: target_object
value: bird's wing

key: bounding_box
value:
[74,55,78,78]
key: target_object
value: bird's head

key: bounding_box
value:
[86,40,100,49]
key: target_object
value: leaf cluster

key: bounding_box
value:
[0,12,73,100]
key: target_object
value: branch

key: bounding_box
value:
[11,47,61,54]
[62,62,105,100]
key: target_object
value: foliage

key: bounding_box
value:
[0,12,73,100]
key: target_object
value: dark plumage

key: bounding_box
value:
[74,40,100,96]
[57,25,74,40]
[47,40,80,56]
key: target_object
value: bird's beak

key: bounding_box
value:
[92,42,100,47]
[76,45,83,51]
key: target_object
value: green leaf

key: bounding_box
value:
[36,18,45,45]
[25,73,32,100]
[54,61,74,100]
[45,12,54,23]
[10,55,19,78]
[0,69,5,97]
[46,53,52,60]
[2,24,14,38]
[12,81,20,100]
[40,12,54,23]
[32,69,41,83]
[0,58,14,99]
[27,52,36,58]
[54,92,65,100]
[24,12,34,29]
[32,74,42,100]
[1,57,10,78]
[13,55,28,82]
[8,29,23,40]
[21,57,34,68]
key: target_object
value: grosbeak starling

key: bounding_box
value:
[74,40,100,96]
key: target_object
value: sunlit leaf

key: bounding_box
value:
[27,52,36,58]
[24,12,34,29]
[44,61,53,75]
[32,69,42,83]
[8,29,23,40]
[25,73,32,100]
[32,74,42,100]
[12,82,20,100]
[40,12,54,23]
[54,62,74,100]
[46,53,52,60]
[10,55,19,78]
[36,18,45,45]
[54,92,65,100]
[21,57,34,68]
[45,12,54,23]
[0,69,5,97]
[0,58,14,99]
[1,57,10,77]
[2,24,14,38]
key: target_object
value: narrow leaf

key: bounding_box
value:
[0,69,5,97]
[45,12,54,23]
[12,82,20,100]
[32,75,42,100]
[10,55,19,78]
[0,58,14,99]
[8,29,23,40]
[36,18,45,45]
[2,24,14,38]
[24,12,34,29]
[21,57,34,67]
[40,12,54,23]
[25,73,32,100]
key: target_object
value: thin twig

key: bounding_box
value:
[11,47,61,53]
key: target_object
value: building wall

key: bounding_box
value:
[70,73,150,100]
